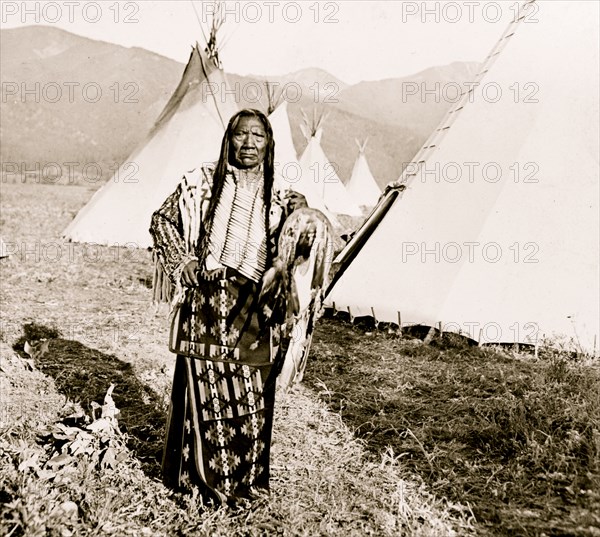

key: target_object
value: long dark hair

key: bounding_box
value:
[199,109,276,266]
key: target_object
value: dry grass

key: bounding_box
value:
[1,347,473,536]
[308,318,600,536]
[1,182,472,535]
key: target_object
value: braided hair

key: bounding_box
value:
[199,109,276,267]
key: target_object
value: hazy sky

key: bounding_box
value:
[2,1,523,83]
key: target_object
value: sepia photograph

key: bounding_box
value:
[1,1,599,535]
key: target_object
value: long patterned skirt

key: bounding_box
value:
[162,268,285,504]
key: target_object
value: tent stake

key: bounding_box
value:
[370,307,377,328]
[424,326,436,345]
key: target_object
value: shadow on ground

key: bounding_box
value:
[13,323,166,481]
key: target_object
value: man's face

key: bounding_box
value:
[230,116,268,169]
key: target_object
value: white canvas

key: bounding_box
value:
[63,46,239,248]
[327,0,600,354]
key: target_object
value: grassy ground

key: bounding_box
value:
[2,181,598,536]
[0,182,472,536]
[307,319,600,536]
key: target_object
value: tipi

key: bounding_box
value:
[327,0,599,354]
[299,111,362,217]
[346,139,381,208]
[268,101,337,223]
[63,20,238,248]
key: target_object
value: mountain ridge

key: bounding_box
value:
[1,25,481,187]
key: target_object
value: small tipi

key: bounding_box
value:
[63,18,238,248]
[346,139,381,208]
[327,0,599,354]
[268,101,336,223]
[298,110,362,217]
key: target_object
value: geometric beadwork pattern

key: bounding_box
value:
[171,269,275,365]
[169,353,275,503]
[204,421,236,446]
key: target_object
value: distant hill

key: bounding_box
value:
[0,26,183,182]
[336,62,481,140]
[224,71,422,186]
[0,25,480,187]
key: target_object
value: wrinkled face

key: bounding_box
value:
[230,116,268,170]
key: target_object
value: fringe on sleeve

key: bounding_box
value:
[149,168,210,305]
[152,250,173,304]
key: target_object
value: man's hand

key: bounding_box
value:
[181,260,199,287]
[284,190,308,214]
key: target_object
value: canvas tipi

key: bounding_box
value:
[63,20,238,248]
[346,139,381,208]
[327,0,599,354]
[299,111,362,217]
[268,101,337,223]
